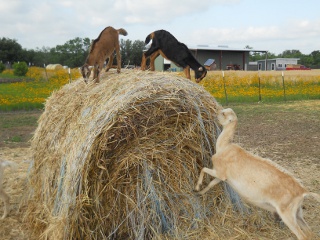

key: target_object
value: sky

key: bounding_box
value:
[1,0,320,55]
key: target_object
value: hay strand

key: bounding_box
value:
[24,70,250,239]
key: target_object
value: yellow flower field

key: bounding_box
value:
[0,67,81,110]
[198,70,320,103]
[0,68,319,110]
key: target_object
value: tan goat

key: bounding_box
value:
[0,160,17,219]
[81,26,128,83]
[195,108,320,240]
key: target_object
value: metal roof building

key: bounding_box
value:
[189,45,268,71]
[257,58,300,71]
[153,45,268,71]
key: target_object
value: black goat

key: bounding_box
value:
[141,30,207,83]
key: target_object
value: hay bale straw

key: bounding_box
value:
[46,64,63,70]
[25,70,227,239]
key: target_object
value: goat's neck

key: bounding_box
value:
[216,120,237,152]
[187,56,202,71]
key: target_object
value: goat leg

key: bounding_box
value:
[195,167,221,195]
[0,190,9,219]
[105,55,114,72]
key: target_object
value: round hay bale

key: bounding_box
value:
[46,64,63,70]
[24,70,238,239]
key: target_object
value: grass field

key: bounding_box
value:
[198,69,320,104]
[1,68,319,111]
[1,68,319,239]
[0,67,81,111]
[0,100,319,239]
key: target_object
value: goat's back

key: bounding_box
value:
[86,27,121,64]
[214,144,306,202]
[149,30,191,64]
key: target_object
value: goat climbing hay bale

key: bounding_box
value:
[25,70,228,239]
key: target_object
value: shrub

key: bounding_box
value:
[13,62,28,76]
[0,62,5,73]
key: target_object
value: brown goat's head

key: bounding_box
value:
[81,64,92,84]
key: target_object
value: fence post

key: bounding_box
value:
[68,68,72,83]
[282,71,286,101]
[222,71,228,105]
[258,71,262,102]
[44,64,48,82]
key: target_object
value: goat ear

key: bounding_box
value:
[198,67,203,71]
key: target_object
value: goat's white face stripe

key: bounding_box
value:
[143,39,153,52]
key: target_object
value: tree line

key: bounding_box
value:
[0,37,145,69]
[1,37,320,69]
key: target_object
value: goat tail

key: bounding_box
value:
[0,160,17,171]
[145,32,155,44]
[145,34,151,44]
[304,192,320,203]
[117,28,128,36]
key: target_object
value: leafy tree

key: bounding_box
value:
[245,45,276,62]
[13,61,28,76]
[120,39,144,66]
[2,36,319,70]
[131,40,145,66]
[0,62,5,73]
[52,37,91,68]
[299,55,313,67]
[279,49,302,58]
[248,51,276,62]
[0,37,23,63]
[310,50,320,67]
[120,39,133,66]
[33,47,51,67]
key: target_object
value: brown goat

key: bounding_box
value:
[81,26,128,83]
[195,108,320,240]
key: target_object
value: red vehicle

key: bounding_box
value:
[226,64,241,70]
[286,64,311,70]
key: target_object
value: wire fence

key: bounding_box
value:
[200,70,320,104]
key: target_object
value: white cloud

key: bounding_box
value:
[0,0,319,54]
[187,19,320,54]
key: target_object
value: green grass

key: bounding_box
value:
[8,135,22,142]
[0,73,32,80]
[0,111,40,146]
[0,114,39,128]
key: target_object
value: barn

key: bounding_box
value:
[152,45,268,71]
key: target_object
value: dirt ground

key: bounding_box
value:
[0,100,319,239]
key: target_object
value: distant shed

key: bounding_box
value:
[257,58,300,71]
[204,59,217,70]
